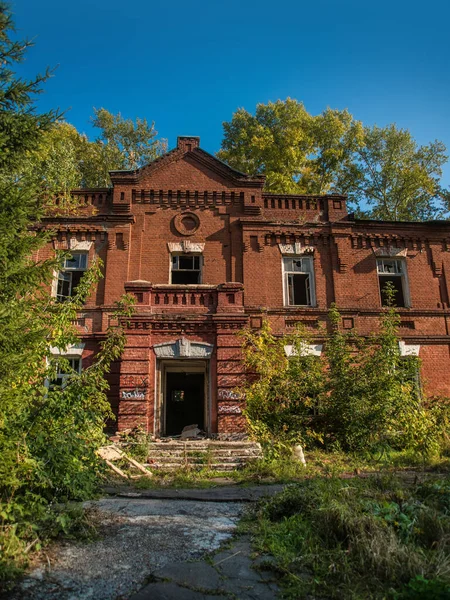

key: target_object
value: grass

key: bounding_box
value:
[112,449,450,598]
[245,472,450,599]
[107,449,450,490]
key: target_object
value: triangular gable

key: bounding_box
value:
[109,136,265,189]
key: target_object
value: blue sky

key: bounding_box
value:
[12,0,450,186]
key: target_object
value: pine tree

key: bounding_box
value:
[0,4,133,579]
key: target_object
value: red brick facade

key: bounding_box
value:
[37,136,450,436]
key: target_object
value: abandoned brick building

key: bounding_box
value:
[37,136,450,436]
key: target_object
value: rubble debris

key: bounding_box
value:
[97,444,152,479]
[291,444,306,465]
[180,424,202,439]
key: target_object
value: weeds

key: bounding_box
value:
[248,474,450,599]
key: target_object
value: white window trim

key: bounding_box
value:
[53,357,82,388]
[47,343,85,388]
[54,251,88,301]
[169,253,203,284]
[376,258,411,308]
[282,256,316,307]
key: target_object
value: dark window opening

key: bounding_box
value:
[52,358,81,388]
[379,275,405,307]
[377,259,408,308]
[284,257,314,306]
[171,255,201,284]
[288,274,310,305]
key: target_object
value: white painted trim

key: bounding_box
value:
[51,270,58,298]
[49,342,85,357]
[284,343,323,357]
[398,341,420,357]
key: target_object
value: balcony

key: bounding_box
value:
[124,282,244,315]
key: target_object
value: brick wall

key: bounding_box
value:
[37,136,450,434]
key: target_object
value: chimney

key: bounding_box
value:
[177,136,200,152]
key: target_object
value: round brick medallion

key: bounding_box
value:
[173,212,200,236]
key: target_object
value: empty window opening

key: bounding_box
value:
[56,253,88,302]
[171,255,201,284]
[284,257,315,306]
[377,259,409,307]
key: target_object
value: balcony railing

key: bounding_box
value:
[124,282,244,314]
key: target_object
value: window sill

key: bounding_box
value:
[284,304,317,309]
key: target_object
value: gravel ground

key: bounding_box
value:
[6,499,245,600]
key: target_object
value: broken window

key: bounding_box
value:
[283,257,315,306]
[400,356,422,398]
[377,259,409,307]
[56,253,88,302]
[171,255,201,284]
[52,358,82,388]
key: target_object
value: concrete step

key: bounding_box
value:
[148,462,246,472]
[149,442,260,449]
[145,440,262,471]
[147,449,261,458]
[148,455,257,464]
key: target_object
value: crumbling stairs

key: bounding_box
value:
[147,440,262,472]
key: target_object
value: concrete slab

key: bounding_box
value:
[131,581,225,600]
[153,562,222,591]
[103,484,286,503]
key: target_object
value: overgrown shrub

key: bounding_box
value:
[239,321,325,457]
[240,284,450,458]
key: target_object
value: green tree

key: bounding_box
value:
[0,4,134,579]
[240,289,446,458]
[21,122,87,199]
[335,124,449,221]
[91,107,166,177]
[218,98,362,194]
[23,109,167,198]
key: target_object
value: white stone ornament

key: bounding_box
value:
[153,338,214,359]
[284,343,323,357]
[49,342,85,357]
[69,238,93,251]
[278,242,314,255]
[374,247,408,258]
[398,341,420,356]
[167,241,205,253]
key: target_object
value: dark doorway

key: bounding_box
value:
[165,372,205,436]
